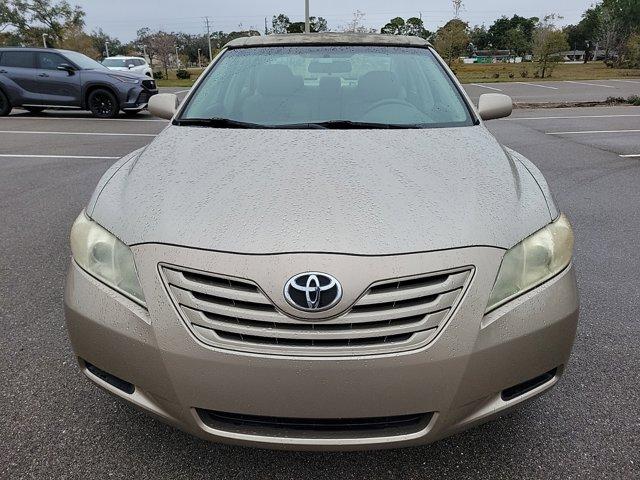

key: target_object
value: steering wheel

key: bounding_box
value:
[361,98,434,123]
[362,98,417,115]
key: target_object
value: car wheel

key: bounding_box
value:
[0,90,12,116]
[87,89,119,118]
[24,106,45,114]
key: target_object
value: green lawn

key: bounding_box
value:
[453,61,640,84]
[155,62,640,87]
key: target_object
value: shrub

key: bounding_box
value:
[492,72,500,79]
[176,69,191,80]
[628,95,640,106]
[153,71,164,80]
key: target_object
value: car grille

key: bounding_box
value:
[161,265,472,357]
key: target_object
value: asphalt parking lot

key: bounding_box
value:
[1,104,639,479]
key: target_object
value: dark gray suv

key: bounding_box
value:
[0,47,158,118]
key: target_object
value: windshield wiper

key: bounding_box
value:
[175,117,267,129]
[175,118,424,130]
[303,120,424,129]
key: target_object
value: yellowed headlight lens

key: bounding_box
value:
[486,214,574,313]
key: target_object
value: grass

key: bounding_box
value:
[452,61,640,84]
[155,67,205,87]
[154,62,640,87]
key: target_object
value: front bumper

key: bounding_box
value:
[64,245,579,451]
[121,83,158,111]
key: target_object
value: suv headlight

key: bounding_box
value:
[70,211,146,306]
[486,214,574,313]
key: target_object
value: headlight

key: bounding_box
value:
[70,211,146,306]
[108,74,139,84]
[486,214,574,313]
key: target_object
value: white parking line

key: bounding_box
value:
[607,79,640,84]
[620,154,640,158]
[512,114,640,121]
[174,89,191,94]
[470,84,503,91]
[6,115,167,123]
[564,81,616,88]
[0,154,120,159]
[0,130,156,137]
[515,82,559,90]
[547,129,640,135]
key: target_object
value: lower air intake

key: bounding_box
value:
[197,409,433,438]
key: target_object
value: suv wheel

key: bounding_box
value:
[87,89,119,118]
[24,106,45,114]
[0,90,12,116]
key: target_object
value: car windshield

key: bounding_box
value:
[102,58,133,67]
[64,51,108,70]
[179,46,475,128]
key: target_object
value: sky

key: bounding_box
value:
[77,0,595,41]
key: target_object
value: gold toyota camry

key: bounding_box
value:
[64,33,579,451]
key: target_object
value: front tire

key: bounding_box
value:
[87,89,119,118]
[0,90,12,116]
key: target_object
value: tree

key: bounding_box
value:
[147,30,177,78]
[90,28,122,58]
[626,33,640,68]
[272,13,328,34]
[0,0,26,33]
[487,15,538,53]
[600,0,640,66]
[381,16,431,39]
[23,0,85,44]
[342,10,375,33]
[469,25,491,51]
[433,19,470,66]
[59,23,98,58]
[532,16,569,78]
[271,14,290,34]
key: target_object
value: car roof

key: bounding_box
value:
[0,47,79,55]
[225,33,431,49]
[105,56,144,59]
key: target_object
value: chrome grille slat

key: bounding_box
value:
[170,286,284,323]
[183,306,448,341]
[161,264,472,356]
[356,271,468,305]
[344,289,461,324]
[164,268,270,305]
[191,324,438,356]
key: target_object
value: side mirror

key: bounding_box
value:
[57,63,75,74]
[478,93,512,121]
[149,93,179,120]
[128,64,135,69]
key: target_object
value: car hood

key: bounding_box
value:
[89,125,554,255]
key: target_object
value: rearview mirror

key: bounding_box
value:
[149,93,179,120]
[128,64,135,69]
[478,93,512,121]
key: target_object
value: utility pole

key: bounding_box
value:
[105,41,110,57]
[305,0,310,34]
[197,48,201,68]
[204,16,213,64]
